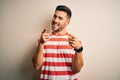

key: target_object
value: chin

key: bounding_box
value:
[53,29,60,32]
[52,27,58,31]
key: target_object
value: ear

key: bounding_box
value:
[66,19,70,25]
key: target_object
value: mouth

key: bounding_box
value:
[52,22,59,27]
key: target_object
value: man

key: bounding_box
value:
[32,5,84,80]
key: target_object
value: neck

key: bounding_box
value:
[53,28,67,35]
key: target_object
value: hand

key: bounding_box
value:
[39,28,51,44]
[68,34,82,49]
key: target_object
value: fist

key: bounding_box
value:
[68,34,82,49]
[39,28,51,44]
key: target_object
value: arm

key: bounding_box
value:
[69,35,84,73]
[32,28,50,70]
[72,51,84,73]
[32,42,44,70]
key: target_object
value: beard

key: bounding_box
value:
[52,22,61,32]
[52,26,60,32]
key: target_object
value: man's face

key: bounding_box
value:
[51,10,70,32]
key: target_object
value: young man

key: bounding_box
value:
[32,5,84,80]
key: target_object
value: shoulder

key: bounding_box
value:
[67,32,82,41]
[66,32,77,38]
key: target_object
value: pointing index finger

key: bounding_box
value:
[42,28,47,33]
[69,34,75,39]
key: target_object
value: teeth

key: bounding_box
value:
[54,23,58,26]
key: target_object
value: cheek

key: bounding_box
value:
[52,18,55,22]
[52,19,54,22]
[61,22,67,26]
[60,20,66,25]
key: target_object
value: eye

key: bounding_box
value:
[53,15,57,18]
[59,17,63,20]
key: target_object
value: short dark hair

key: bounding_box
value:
[55,5,72,19]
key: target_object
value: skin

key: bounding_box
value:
[32,10,84,73]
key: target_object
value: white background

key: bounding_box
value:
[0,0,120,80]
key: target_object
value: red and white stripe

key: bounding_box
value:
[40,74,78,80]
[40,33,78,80]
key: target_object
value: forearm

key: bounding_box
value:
[72,52,84,73]
[32,43,44,70]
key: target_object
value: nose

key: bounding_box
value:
[54,17,59,23]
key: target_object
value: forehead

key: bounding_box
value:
[54,10,67,18]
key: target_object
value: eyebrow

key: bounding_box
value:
[53,14,63,19]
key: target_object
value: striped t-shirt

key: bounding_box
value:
[40,32,78,80]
